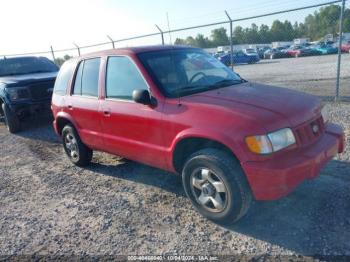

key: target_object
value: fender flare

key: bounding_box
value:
[55,111,80,135]
[169,127,247,164]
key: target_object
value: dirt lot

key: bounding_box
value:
[235,53,350,100]
[0,101,349,259]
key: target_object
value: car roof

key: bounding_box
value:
[78,45,199,59]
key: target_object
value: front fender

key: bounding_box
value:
[169,127,248,164]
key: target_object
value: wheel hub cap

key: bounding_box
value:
[202,182,215,196]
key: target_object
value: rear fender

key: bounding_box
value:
[55,111,80,136]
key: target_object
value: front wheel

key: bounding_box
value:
[62,125,92,167]
[2,103,20,133]
[182,148,252,224]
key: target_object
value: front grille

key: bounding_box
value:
[28,81,55,100]
[294,116,325,146]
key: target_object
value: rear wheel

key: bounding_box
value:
[182,148,252,224]
[2,103,21,133]
[62,125,92,167]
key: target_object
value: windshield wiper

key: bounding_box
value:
[211,79,244,87]
[176,85,211,92]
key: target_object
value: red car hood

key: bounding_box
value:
[187,82,321,127]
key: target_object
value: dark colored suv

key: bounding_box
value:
[52,46,344,224]
[0,56,59,133]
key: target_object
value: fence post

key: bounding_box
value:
[73,43,81,56]
[50,46,55,62]
[335,0,346,102]
[225,11,234,70]
[155,24,165,45]
[107,35,115,49]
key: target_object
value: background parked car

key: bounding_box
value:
[219,51,260,65]
[341,41,350,53]
[311,43,338,55]
[243,48,259,59]
[0,56,58,133]
[257,47,270,59]
[264,47,290,59]
[287,45,318,58]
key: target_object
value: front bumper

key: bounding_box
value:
[241,123,345,201]
[9,100,52,119]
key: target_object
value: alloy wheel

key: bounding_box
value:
[64,133,79,161]
[190,168,228,213]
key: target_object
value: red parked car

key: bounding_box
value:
[341,41,350,53]
[52,46,345,224]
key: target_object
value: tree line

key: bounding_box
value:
[174,5,350,48]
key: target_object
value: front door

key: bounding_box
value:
[100,56,165,168]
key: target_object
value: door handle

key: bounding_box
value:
[67,104,73,110]
[103,109,111,117]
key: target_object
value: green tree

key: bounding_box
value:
[174,38,186,45]
[54,54,72,67]
[233,26,245,44]
[195,34,211,48]
[259,24,271,43]
[168,5,350,47]
[210,27,229,46]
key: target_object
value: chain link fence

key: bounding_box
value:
[1,0,348,101]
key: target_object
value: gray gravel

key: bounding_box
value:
[0,102,349,259]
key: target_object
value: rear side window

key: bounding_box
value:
[106,56,148,100]
[72,58,100,97]
[53,60,74,95]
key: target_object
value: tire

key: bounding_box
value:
[2,103,21,133]
[182,148,252,225]
[62,125,92,167]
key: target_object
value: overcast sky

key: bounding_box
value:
[0,0,347,57]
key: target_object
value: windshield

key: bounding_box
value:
[138,49,243,97]
[0,57,58,77]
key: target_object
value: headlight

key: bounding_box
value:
[5,87,30,101]
[321,105,329,123]
[245,128,296,154]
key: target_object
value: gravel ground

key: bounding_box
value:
[0,101,349,260]
[235,53,350,100]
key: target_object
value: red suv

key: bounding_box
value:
[52,46,345,224]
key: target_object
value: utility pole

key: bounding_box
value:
[155,24,165,45]
[225,11,234,70]
[73,43,81,56]
[50,46,55,62]
[335,0,346,101]
[107,35,115,49]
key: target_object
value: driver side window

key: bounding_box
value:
[105,56,148,100]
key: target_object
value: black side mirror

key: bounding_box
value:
[132,89,156,106]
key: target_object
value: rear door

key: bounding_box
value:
[66,58,103,149]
